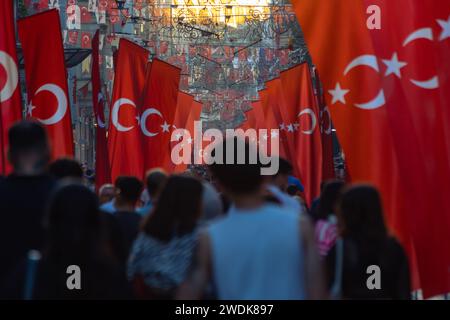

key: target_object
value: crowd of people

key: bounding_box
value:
[0,121,411,299]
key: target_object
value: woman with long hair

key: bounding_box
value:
[326,185,411,299]
[128,175,203,299]
[2,183,131,299]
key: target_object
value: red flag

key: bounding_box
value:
[92,30,111,190]
[140,59,180,173]
[0,0,23,175]
[315,69,335,181]
[292,0,450,296]
[279,63,323,206]
[264,80,291,160]
[108,38,148,181]
[363,0,450,297]
[169,92,195,173]
[18,9,74,159]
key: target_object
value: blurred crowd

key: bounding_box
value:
[0,121,411,300]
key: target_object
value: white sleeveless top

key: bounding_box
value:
[208,204,306,300]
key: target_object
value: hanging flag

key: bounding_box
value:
[170,91,194,173]
[81,32,92,49]
[292,0,450,297]
[279,63,323,206]
[108,38,148,181]
[92,30,111,190]
[140,59,181,173]
[0,0,23,174]
[18,9,74,159]
[362,0,450,298]
[315,69,335,181]
[264,79,292,161]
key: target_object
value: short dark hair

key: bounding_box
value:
[8,120,49,159]
[277,157,293,176]
[49,158,83,180]
[114,176,143,204]
[208,137,263,194]
[145,168,168,197]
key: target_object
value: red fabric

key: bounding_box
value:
[91,30,111,190]
[141,59,181,173]
[279,64,323,207]
[169,91,194,173]
[292,0,450,297]
[315,69,335,181]
[18,9,74,159]
[108,39,148,181]
[0,0,23,174]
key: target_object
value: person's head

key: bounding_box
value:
[270,157,293,191]
[337,184,388,243]
[8,121,50,175]
[316,180,345,220]
[142,175,203,242]
[145,168,168,200]
[98,183,115,205]
[114,176,143,208]
[45,183,100,258]
[208,137,264,199]
[49,158,83,180]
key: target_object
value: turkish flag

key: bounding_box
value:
[263,79,291,160]
[169,91,194,173]
[315,69,335,181]
[0,0,23,175]
[108,38,148,181]
[292,0,450,297]
[18,9,74,159]
[363,0,450,297]
[91,30,111,190]
[279,63,323,207]
[140,59,180,173]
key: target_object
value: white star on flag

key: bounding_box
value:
[279,123,286,131]
[187,137,193,144]
[135,116,141,125]
[293,123,300,131]
[287,124,294,132]
[382,53,407,78]
[161,121,170,132]
[271,131,278,138]
[329,83,350,105]
[437,16,450,41]
[26,102,35,117]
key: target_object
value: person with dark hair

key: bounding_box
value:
[98,183,115,205]
[314,180,345,258]
[177,138,325,300]
[266,157,304,214]
[138,168,168,216]
[48,158,83,181]
[0,121,56,290]
[1,184,131,299]
[326,185,411,299]
[109,176,143,263]
[128,175,203,299]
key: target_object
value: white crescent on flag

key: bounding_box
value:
[0,51,19,103]
[111,98,136,132]
[33,83,68,125]
[140,108,163,137]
